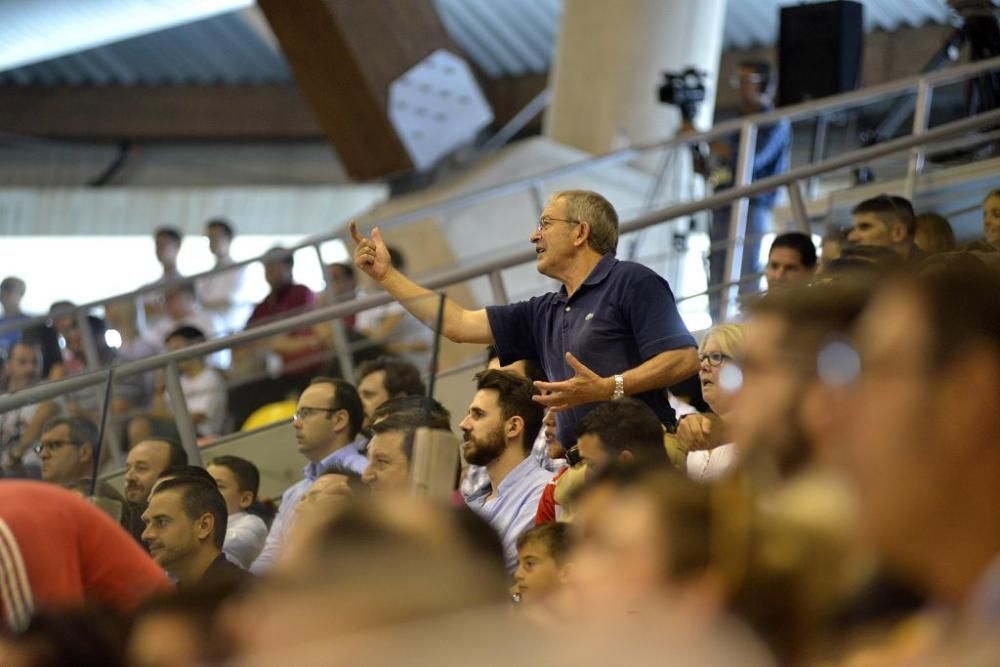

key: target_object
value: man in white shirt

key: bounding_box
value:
[127,326,227,446]
[164,326,227,438]
[197,219,248,332]
[141,226,184,326]
[146,282,222,350]
[207,455,268,569]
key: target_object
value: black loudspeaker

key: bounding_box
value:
[778,1,864,106]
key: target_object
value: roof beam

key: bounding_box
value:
[0,85,323,139]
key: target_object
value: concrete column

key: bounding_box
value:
[545,0,728,155]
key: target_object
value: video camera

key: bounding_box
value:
[658,68,707,123]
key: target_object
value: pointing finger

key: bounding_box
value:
[349,222,364,245]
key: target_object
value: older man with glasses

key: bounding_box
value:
[249,377,366,574]
[351,189,699,450]
[36,415,146,540]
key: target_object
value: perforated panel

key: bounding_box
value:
[388,49,494,172]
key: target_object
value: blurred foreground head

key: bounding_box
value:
[572,466,847,664]
[845,261,1000,612]
[234,496,508,662]
[735,280,874,477]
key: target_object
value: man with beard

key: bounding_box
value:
[460,369,550,574]
[125,438,189,506]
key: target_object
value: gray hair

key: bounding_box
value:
[551,190,619,256]
[42,415,99,447]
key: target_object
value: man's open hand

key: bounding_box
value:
[532,352,614,412]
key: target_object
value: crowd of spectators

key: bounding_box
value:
[0,186,999,665]
[0,218,434,471]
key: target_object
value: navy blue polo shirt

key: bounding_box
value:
[486,254,696,445]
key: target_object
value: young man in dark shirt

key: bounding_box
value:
[142,477,250,588]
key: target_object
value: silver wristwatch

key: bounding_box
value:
[611,374,625,400]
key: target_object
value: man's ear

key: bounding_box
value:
[332,409,349,432]
[618,450,635,464]
[574,222,591,249]
[195,512,215,543]
[890,221,908,244]
[506,415,525,440]
[238,490,254,511]
[79,441,94,465]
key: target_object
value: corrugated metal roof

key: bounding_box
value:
[0,0,254,72]
[434,0,562,77]
[723,0,955,50]
[0,0,956,86]
[0,10,289,86]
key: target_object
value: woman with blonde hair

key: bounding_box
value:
[984,187,1000,250]
[677,323,746,482]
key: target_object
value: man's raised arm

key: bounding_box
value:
[350,222,493,345]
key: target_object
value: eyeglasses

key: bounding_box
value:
[33,440,77,455]
[293,406,342,422]
[698,352,733,367]
[729,73,765,89]
[536,216,582,232]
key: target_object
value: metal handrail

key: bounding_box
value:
[3,55,998,341]
[3,105,999,419]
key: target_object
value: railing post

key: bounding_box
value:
[313,244,356,383]
[488,270,509,305]
[905,79,933,200]
[786,180,811,234]
[808,115,829,198]
[75,310,101,371]
[720,121,758,321]
[104,413,125,468]
[164,360,202,466]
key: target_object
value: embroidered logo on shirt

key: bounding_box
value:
[585,312,595,321]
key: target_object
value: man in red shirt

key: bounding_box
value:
[231,247,322,428]
[0,481,172,631]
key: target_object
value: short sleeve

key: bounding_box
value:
[625,271,696,360]
[485,297,544,366]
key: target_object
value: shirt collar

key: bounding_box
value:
[303,436,365,480]
[557,254,617,299]
[494,455,540,499]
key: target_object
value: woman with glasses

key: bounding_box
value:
[681,324,746,482]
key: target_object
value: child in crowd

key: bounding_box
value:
[513,522,574,608]
[206,456,268,569]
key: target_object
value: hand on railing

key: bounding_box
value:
[350,222,393,283]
